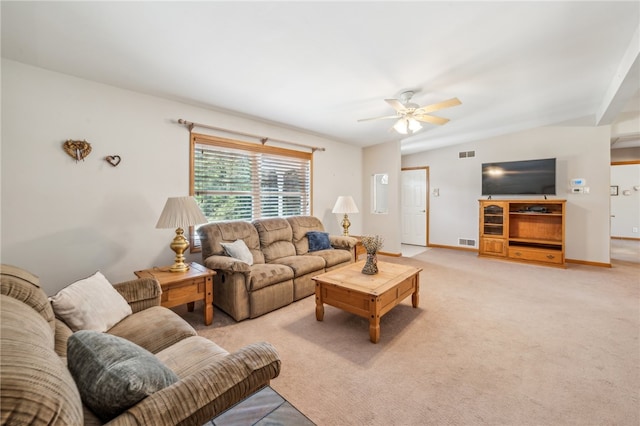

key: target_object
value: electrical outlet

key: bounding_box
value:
[633,227,638,233]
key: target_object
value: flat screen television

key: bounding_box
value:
[481,158,556,196]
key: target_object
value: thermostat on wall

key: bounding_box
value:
[570,178,586,187]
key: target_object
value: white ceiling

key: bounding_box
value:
[2,1,639,154]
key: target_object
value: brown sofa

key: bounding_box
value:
[0,264,281,425]
[198,215,356,321]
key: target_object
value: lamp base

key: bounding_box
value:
[341,213,351,236]
[169,262,190,273]
[169,228,190,273]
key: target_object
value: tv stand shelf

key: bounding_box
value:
[479,199,566,267]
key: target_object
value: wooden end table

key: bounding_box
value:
[351,235,366,261]
[134,262,215,325]
[312,260,422,343]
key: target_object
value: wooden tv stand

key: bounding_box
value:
[478,199,566,267]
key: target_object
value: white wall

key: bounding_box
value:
[610,163,640,238]
[402,126,612,264]
[362,140,402,255]
[1,60,362,294]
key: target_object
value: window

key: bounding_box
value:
[190,133,312,250]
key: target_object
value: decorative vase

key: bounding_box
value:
[362,251,378,275]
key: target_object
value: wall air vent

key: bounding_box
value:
[458,238,476,246]
[458,151,475,158]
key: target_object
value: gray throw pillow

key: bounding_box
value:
[221,239,254,265]
[67,330,178,422]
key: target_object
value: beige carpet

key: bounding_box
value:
[179,248,639,426]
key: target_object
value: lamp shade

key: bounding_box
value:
[408,117,422,132]
[332,196,359,214]
[155,196,207,229]
[393,118,408,135]
[393,117,422,135]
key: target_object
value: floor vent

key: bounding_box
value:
[458,150,476,158]
[458,238,476,246]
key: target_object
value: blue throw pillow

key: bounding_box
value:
[307,231,332,252]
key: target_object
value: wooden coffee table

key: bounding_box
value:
[312,260,422,343]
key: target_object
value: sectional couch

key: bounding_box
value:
[198,215,356,321]
[0,264,281,425]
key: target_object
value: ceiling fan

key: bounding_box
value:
[358,91,461,135]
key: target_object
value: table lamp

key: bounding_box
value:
[332,195,359,236]
[156,196,208,272]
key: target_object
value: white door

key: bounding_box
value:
[401,168,428,245]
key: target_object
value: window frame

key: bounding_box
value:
[189,132,313,252]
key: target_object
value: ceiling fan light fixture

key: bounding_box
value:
[360,92,461,134]
[393,117,422,135]
[408,117,422,132]
[393,118,408,134]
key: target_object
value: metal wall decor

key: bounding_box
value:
[105,155,121,167]
[63,140,92,162]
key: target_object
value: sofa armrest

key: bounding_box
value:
[203,255,251,274]
[108,342,281,426]
[330,235,357,250]
[113,278,161,313]
[54,318,73,357]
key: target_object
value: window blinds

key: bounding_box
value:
[191,135,312,224]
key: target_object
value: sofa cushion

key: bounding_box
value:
[1,295,83,425]
[272,255,326,277]
[156,335,229,378]
[306,248,353,269]
[248,263,294,291]
[307,231,332,252]
[221,239,254,265]
[50,271,132,332]
[67,330,179,422]
[108,305,197,354]
[198,220,265,264]
[287,215,326,255]
[253,218,296,262]
[1,264,56,333]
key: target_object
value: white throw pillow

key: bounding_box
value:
[49,271,132,332]
[221,239,254,265]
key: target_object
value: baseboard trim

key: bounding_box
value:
[428,244,478,252]
[611,236,640,241]
[566,258,612,268]
[378,250,401,257]
[425,245,614,267]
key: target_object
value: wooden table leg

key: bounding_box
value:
[315,283,324,321]
[187,302,195,312]
[369,296,381,343]
[369,318,380,343]
[204,275,213,326]
[412,275,420,308]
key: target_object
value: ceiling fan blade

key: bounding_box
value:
[414,114,450,125]
[384,99,407,113]
[357,114,399,122]
[416,97,461,114]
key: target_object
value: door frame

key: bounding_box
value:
[610,160,640,262]
[401,166,430,246]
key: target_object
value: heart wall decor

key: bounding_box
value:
[106,155,121,167]
[63,140,92,162]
